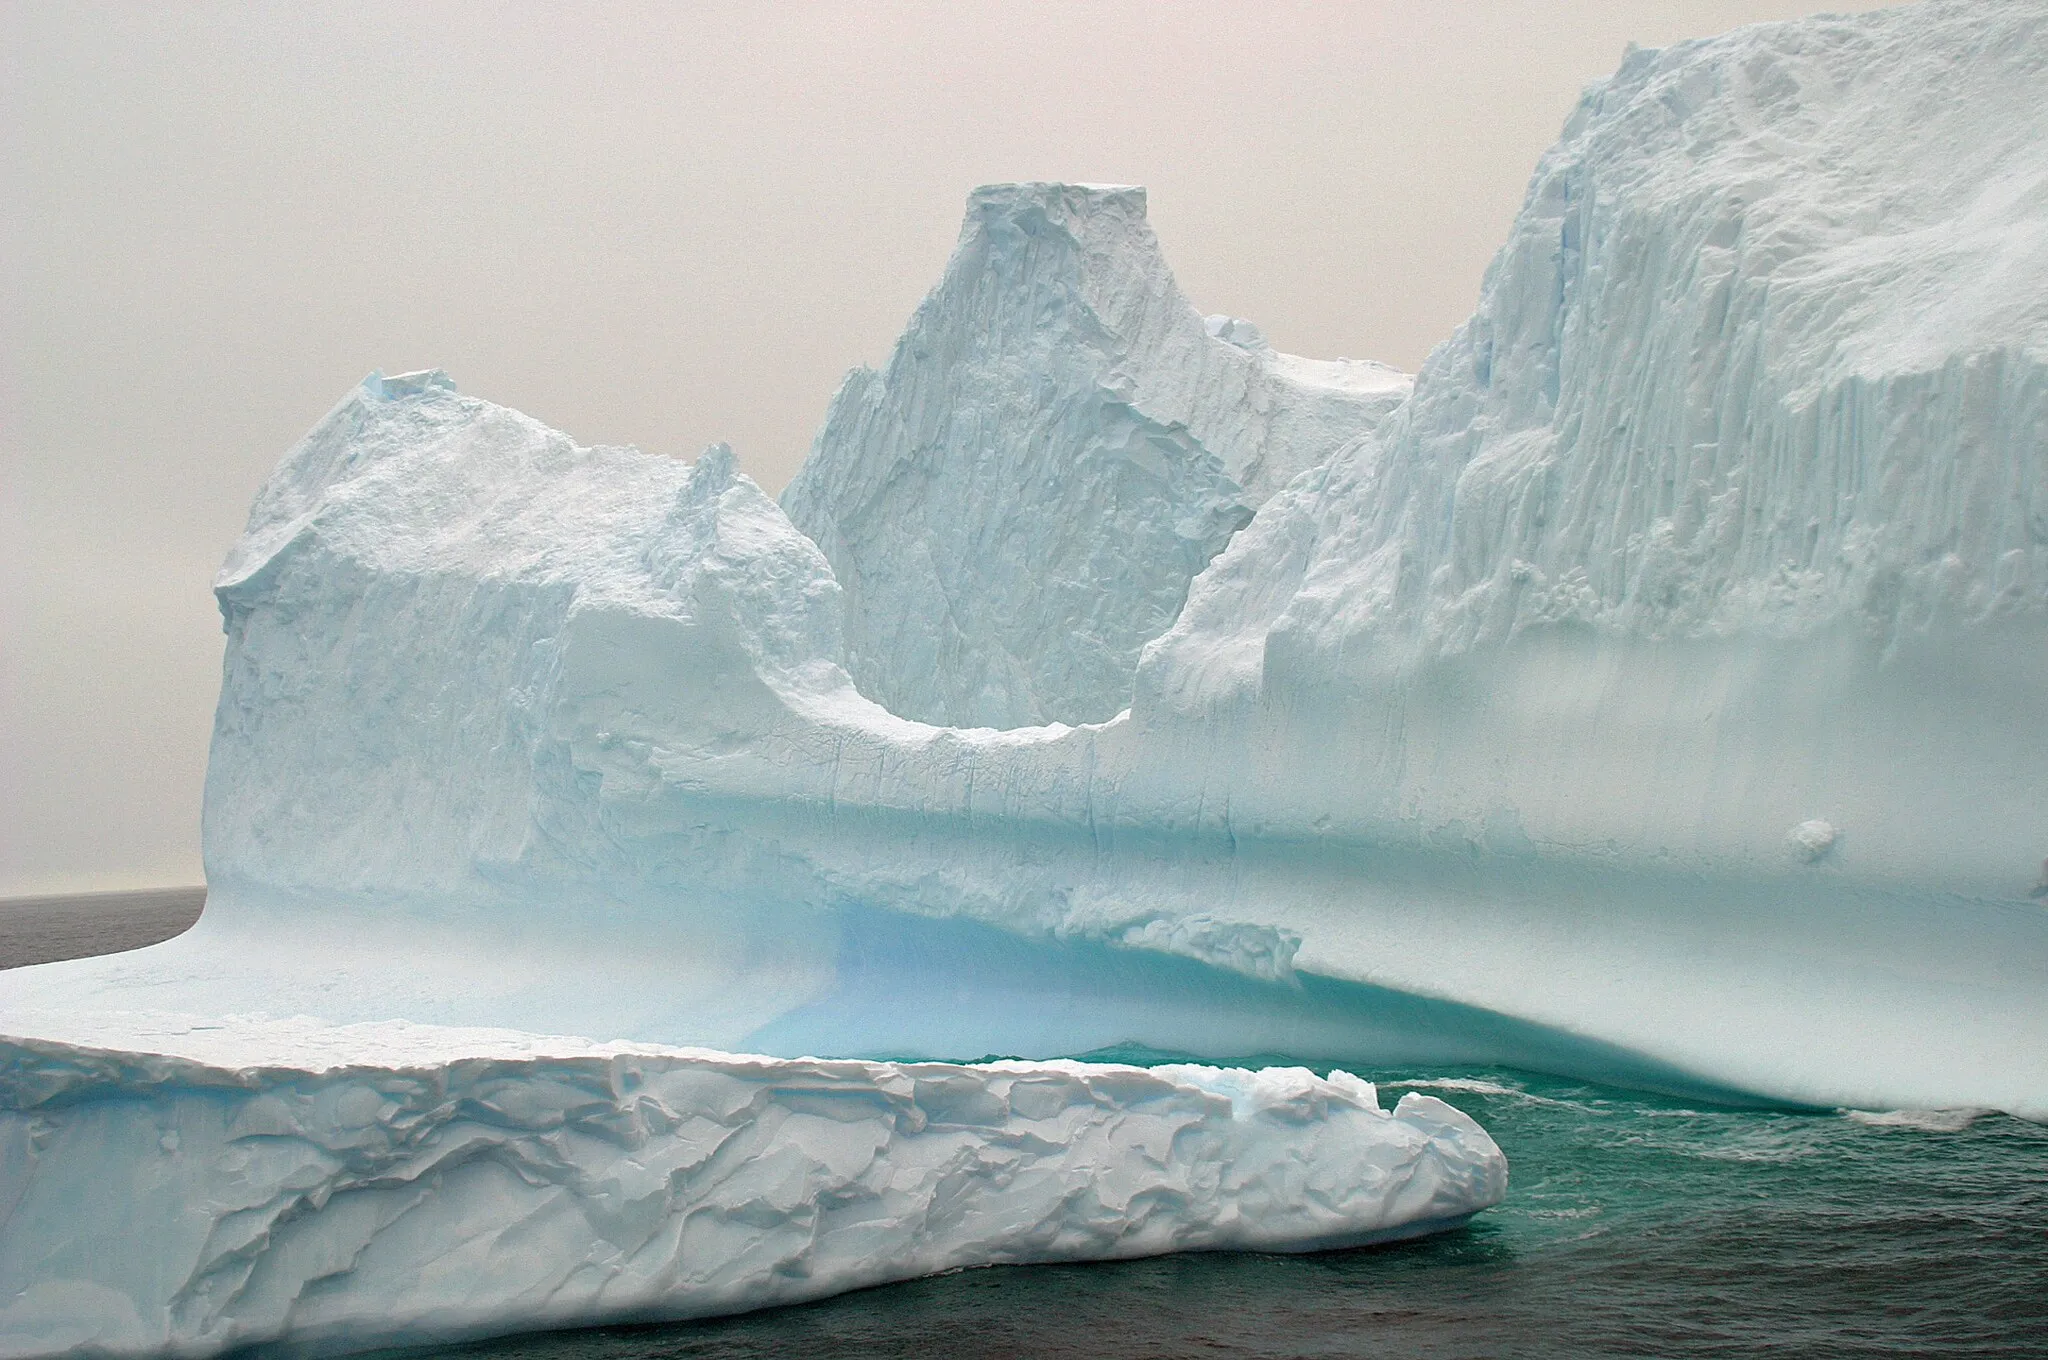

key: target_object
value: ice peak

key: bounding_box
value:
[964,180,1148,229]
[783,184,1408,730]
[947,182,1161,303]
[691,441,738,494]
[363,368,457,400]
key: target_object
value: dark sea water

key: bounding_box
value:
[0,886,204,969]
[366,1068,2048,1360]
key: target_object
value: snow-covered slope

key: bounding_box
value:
[0,1019,1501,1358]
[782,183,1408,728]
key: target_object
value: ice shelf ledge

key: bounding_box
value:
[0,1015,1505,1360]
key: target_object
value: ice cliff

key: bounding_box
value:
[1152,0,2047,692]
[4,6,2048,1351]
[782,182,1409,728]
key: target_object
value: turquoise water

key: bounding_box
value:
[366,1068,2048,1360]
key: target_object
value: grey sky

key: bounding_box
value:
[2,1,1883,895]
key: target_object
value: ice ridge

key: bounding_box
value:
[782,182,1409,729]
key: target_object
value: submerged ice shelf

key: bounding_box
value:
[3,1,2047,1354]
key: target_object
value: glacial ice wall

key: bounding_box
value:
[782,182,1409,728]
[1158,0,2047,672]
[0,1020,1503,1358]
[202,376,855,912]
[1136,0,2048,886]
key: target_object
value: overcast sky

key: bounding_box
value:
[1,1,1886,896]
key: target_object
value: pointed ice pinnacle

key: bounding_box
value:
[362,368,458,400]
[783,181,1409,730]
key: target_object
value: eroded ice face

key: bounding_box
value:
[781,181,1409,731]
[0,1020,1503,1357]
[5,4,2048,1355]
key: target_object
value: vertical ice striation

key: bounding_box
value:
[1139,0,2048,882]
[782,183,1408,729]
[1191,1,2048,672]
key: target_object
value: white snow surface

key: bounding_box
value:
[782,182,1409,729]
[0,1015,1503,1357]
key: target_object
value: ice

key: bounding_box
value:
[1840,1107,1989,1133]
[0,1018,1502,1357]
[2,2,2042,1121]
[0,0,2039,1118]
[782,182,1409,729]
[0,374,1501,1355]
[1786,820,1839,864]
[4,8,2048,1350]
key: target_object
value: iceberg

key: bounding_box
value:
[3,0,2047,1350]
[0,380,1508,1355]
[0,0,2040,1104]
[0,0,2037,1103]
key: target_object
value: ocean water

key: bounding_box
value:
[361,1068,2048,1360]
[0,887,202,970]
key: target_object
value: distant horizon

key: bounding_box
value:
[1,0,1890,896]
[0,884,206,904]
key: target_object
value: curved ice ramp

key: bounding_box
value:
[0,1023,1503,1359]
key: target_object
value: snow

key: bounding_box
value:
[781,182,1410,729]
[0,1017,1502,1358]
[1786,820,1838,863]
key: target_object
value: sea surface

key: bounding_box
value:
[360,1068,2048,1360]
[0,886,204,969]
